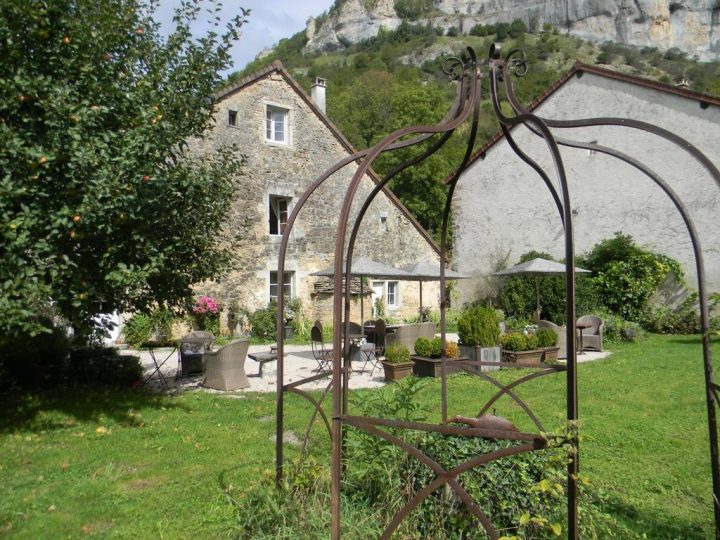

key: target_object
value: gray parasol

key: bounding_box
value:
[400,261,469,321]
[492,257,590,316]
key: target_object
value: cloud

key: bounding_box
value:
[155,0,335,73]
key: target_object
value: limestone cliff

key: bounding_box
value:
[304,0,720,61]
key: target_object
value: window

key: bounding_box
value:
[228,110,237,126]
[270,271,294,302]
[386,281,399,307]
[265,105,288,143]
[269,195,291,235]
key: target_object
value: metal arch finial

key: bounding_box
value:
[505,48,528,77]
[442,46,479,80]
[490,42,502,60]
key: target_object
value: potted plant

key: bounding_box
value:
[382,342,414,381]
[411,337,464,377]
[535,328,559,362]
[501,332,545,365]
[457,304,501,371]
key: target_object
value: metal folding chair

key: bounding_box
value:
[360,318,385,375]
[311,323,333,372]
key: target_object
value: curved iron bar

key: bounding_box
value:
[330,50,482,535]
[274,73,473,488]
[437,54,484,422]
[339,73,472,418]
[470,366,567,431]
[487,43,580,537]
[287,382,333,455]
[343,415,544,539]
[498,54,720,533]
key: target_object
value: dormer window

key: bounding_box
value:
[265,105,288,144]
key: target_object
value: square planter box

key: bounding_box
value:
[502,348,557,366]
[458,345,501,372]
[382,361,414,381]
[411,356,467,378]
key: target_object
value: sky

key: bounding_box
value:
[155,0,336,74]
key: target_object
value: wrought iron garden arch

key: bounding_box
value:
[273,44,720,539]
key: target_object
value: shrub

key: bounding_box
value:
[385,342,410,364]
[394,0,433,20]
[445,341,460,358]
[501,332,527,351]
[597,311,645,343]
[0,323,72,388]
[457,304,500,347]
[536,328,558,347]
[248,303,278,340]
[123,313,154,348]
[641,293,700,334]
[430,336,442,358]
[525,333,539,350]
[445,26,459,37]
[414,336,433,357]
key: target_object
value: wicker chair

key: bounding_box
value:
[577,315,604,352]
[202,339,250,391]
[384,322,437,354]
[537,320,568,360]
[178,331,215,377]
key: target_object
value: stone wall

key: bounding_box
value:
[452,70,720,303]
[192,67,441,330]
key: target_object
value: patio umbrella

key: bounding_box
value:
[492,257,590,316]
[400,261,469,321]
[311,257,414,323]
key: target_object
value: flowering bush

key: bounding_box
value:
[193,295,219,315]
[192,296,220,334]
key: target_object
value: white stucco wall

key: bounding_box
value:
[453,72,720,302]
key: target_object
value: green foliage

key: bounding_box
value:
[536,328,558,347]
[501,332,529,351]
[430,336,442,358]
[445,26,459,37]
[123,308,175,348]
[0,323,72,388]
[374,296,386,319]
[248,303,278,341]
[0,0,248,338]
[525,332,539,350]
[384,341,411,364]
[457,304,500,346]
[393,0,433,20]
[414,336,433,357]
[582,233,683,322]
[596,311,645,343]
[641,293,700,334]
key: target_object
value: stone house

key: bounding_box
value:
[195,61,441,329]
[452,63,720,303]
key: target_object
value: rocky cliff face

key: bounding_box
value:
[304,0,720,61]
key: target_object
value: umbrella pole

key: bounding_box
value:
[361,277,364,323]
[419,281,423,322]
[535,276,541,319]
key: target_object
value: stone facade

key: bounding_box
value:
[193,62,441,328]
[452,64,720,302]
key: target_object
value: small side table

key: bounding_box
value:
[575,322,592,354]
[248,351,278,378]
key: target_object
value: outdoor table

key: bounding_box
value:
[575,322,592,354]
[248,347,287,378]
[144,342,177,387]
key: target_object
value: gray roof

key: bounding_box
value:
[310,257,414,279]
[492,257,590,277]
[400,261,469,281]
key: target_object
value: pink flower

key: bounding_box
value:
[193,295,219,314]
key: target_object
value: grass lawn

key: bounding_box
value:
[0,334,717,538]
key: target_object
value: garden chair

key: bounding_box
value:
[202,339,250,391]
[359,318,386,375]
[537,320,567,360]
[311,323,333,373]
[178,331,215,377]
[577,315,604,352]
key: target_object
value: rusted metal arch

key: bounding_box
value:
[274,68,473,487]
[497,50,720,536]
[487,44,581,538]
[286,382,333,455]
[330,49,482,537]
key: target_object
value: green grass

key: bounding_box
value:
[0,335,717,538]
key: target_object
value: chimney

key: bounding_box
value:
[311,77,327,114]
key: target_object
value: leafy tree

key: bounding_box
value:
[0,0,248,338]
